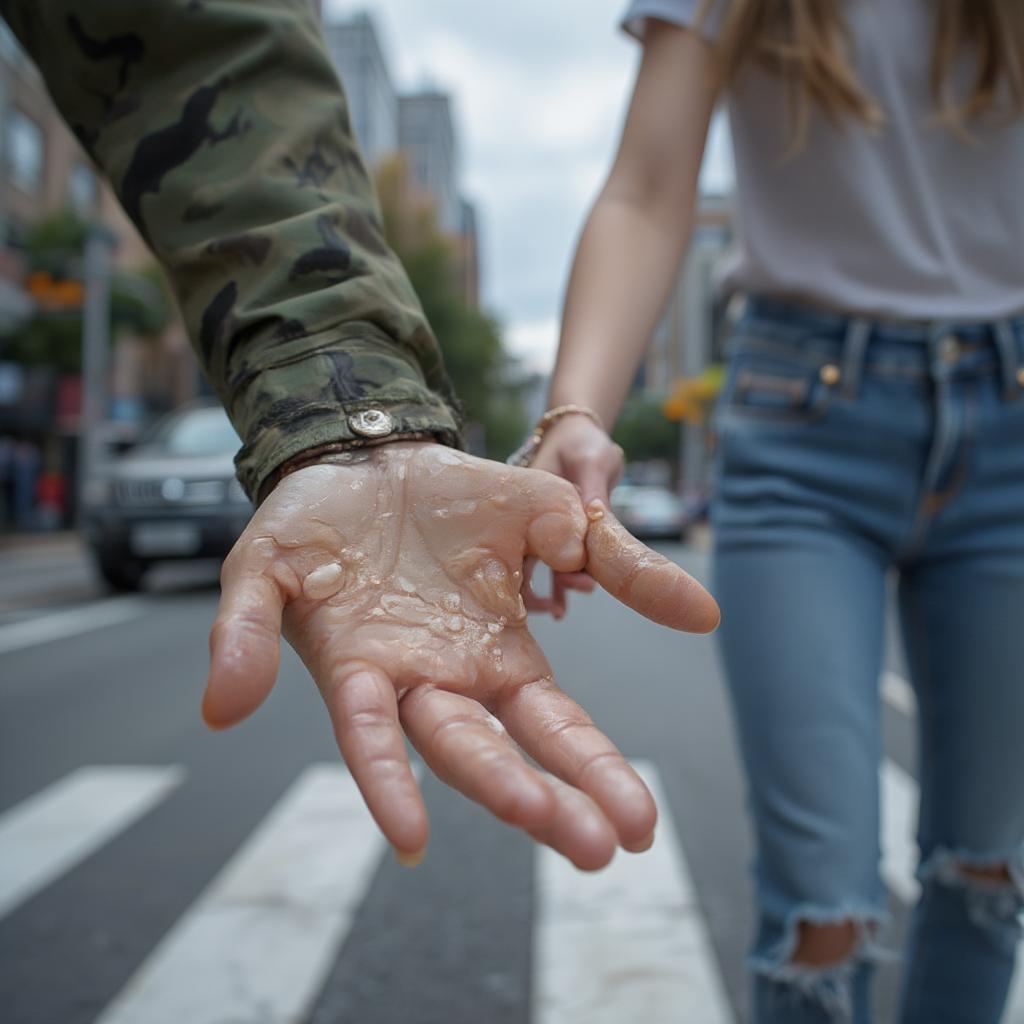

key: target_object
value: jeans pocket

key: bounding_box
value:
[723,350,837,425]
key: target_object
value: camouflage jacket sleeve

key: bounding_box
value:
[1,0,465,499]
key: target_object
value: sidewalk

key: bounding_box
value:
[0,530,84,556]
[0,532,97,618]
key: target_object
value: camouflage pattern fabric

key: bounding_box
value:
[0,0,465,499]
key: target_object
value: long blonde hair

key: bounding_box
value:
[702,0,1024,144]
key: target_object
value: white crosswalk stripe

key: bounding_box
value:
[880,758,921,904]
[881,669,917,717]
[0,597,150,656]
[93,763,399,1024]
[1,748,1021,1020]
[533,761,734,1024]
[0,765,183,920]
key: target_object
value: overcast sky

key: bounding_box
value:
[324,0,734,372]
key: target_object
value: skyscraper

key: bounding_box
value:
[398,91,461,236]
[322,13,399,171]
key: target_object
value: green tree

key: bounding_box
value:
[611,393,680,464]
[375,158,525,459]
[1,210,170,373]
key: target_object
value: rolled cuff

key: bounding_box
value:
[235,389,463,501]
[228,326,465,500]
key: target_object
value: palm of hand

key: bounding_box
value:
[205,443,718,869]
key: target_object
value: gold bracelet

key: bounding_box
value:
[506,404,604,468]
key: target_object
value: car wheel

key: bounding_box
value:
[94,549,148,592]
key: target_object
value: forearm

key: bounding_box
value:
[549,188,695,427]
[547,18,719,432]
[2,0,463,498]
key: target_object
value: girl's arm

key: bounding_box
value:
[532,19,721,509]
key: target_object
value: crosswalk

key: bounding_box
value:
[0,766,183,918]
[1,705,1022,1021]
[96,765,394,1024]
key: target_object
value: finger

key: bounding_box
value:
[325,662,428,859]
[551,573,567,619]
[400,686,557,832]
[526,774,618,872]
[519,470,588,572]
[565,443,623,508]
[584,500,721,633]
[521,557,560,616]
[401,687,622,870]
[556,571,597,595]
[494,677,658,851]
[550,570,598,620]
[203,567,284,729]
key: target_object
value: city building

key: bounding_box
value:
[455,197,480,309]
[0,22,195,527]
[322,12,399,170]
[398,91,462,237]
[325,12,480,309]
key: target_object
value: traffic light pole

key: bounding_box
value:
[77,225,115,525]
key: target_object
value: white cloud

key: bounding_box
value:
[324,0,734,348]
[505,317,561,374]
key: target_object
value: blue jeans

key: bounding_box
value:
[710,298,1024,1023]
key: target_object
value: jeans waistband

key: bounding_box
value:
[743,297,1024,344]
[739,297,1024,401]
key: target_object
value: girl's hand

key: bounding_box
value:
[524,414,626,618]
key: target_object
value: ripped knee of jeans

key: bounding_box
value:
[751,905,893,1023]
[919,844,1024,951]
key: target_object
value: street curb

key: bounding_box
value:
[0,531,84,556]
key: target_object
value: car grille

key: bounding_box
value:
[115,478,228,507]
[115,479,165,507]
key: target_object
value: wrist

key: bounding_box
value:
[507,404,605,468]
[256,435,439,505]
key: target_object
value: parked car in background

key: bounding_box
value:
[83,402,252,591]
[611,484,687,541]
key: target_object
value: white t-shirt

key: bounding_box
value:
[622,0,1024,321]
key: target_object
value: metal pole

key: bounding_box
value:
[77,225,115,524]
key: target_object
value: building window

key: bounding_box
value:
[68,162,98,212]
[5,109,43,194]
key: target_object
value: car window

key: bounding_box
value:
[154,407,240,456]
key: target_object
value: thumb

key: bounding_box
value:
[583,500,720,633]
[203,572,283,729]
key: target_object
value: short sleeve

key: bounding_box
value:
[620,0,724,43]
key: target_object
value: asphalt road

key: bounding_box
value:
[0,538,1019,1024]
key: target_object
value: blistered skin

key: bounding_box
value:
[205,442,720,870]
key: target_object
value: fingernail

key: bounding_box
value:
[395,848,425,868]
[625,831,655,854]
[586,499,606,522]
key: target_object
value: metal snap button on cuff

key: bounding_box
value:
[348,409,395,438]
[819,364,841,386]
[1016,367,1024,387]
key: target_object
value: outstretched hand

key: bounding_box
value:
[203,442,719,870]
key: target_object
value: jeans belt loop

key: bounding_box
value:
[840,317,872,401]
[992,320,1021,401]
